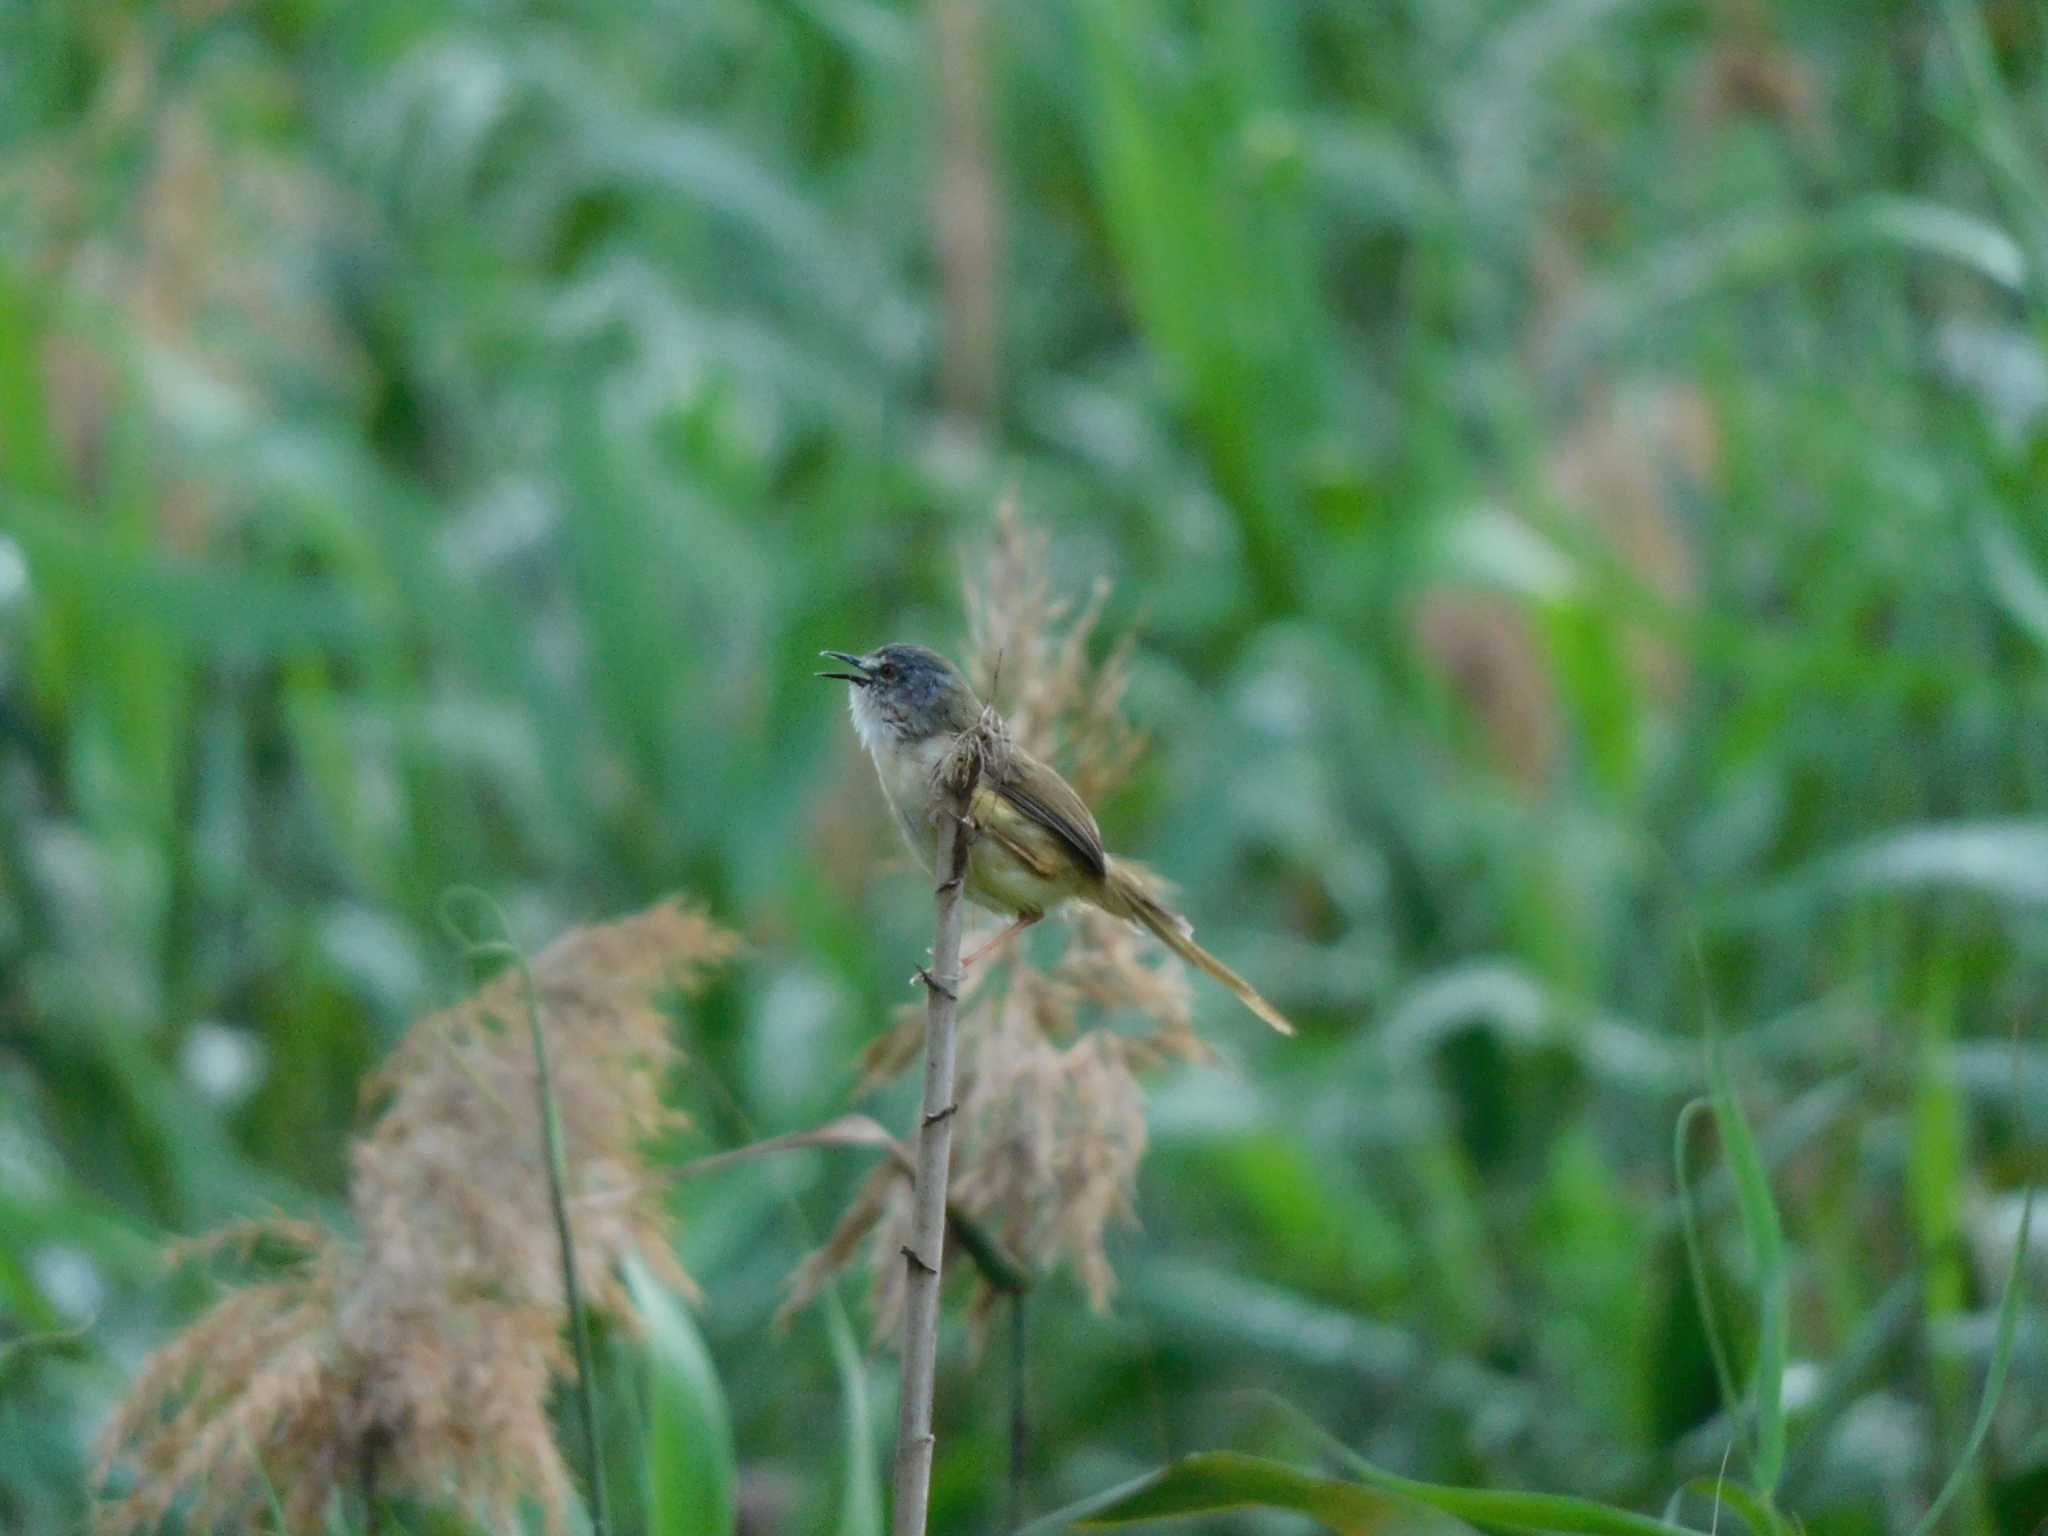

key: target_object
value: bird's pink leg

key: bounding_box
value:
[962,912,1041,969]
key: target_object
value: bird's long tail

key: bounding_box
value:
[1100,860,1295,1036]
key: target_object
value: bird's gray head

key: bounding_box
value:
[817,642,980,747]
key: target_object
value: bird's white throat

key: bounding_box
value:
[847,685,950,870]
[846,683,893,761]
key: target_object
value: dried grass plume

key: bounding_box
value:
[95,899,735,1535]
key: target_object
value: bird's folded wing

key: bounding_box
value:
[989,747,1107,878]
[968,787,1065,880]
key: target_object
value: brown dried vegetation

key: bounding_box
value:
[784,510,1208,1343]
[1413,380,1715,788]
[1684,0,1828,151]
[95,900,735,1535]
[15,15,361,535]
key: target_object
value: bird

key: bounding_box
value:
[819,642,1293,1035]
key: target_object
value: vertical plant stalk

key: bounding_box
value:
[892,735,984,1535]
[930,0,1001,425]
[358,1443,382,1536]
[520,959,612,1536]
[444,890,612,1536]
[1007,1293,1029,1533]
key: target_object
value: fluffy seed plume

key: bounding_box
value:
[94,900,736,1535]
[785,507,1208,1341]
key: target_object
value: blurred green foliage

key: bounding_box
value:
[2,0,2046,1532]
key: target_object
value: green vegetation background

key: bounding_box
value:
[1,0,2044,1532]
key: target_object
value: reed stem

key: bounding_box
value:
[890,734,983,1535]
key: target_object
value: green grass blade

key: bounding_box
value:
[1314,1455,1698,1536]
[1570,196,2030,346]
[1069,1442,1710,1536]
[1673,1098,1744,1438]
[1909,1188,2035,1535]
[1974,513,2048,657]
[676,1061,881,1536]
[1017,1471,1179,1536]
[625,1257,738,1536]
[1704,1030,1789,1494]
[1263,1398,1706,1536]
[825,1294,884,1536]
[1671,1476,1792,1536]
[239,1429,292,1535]
[0,273,65,497]
[1935,0,2048,305]
[1074,1451,1413,1534]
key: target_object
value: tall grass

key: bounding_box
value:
[2,0,2044,1532]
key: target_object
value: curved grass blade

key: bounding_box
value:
[1061,1444,1711,1536]
[1975,513,2048,657]
[826,1294,885,1536]
[674,1115,907,1181]
[1567,197,2030,364]
[1315,1455,1697,1536]
[1670,1475,1792,1536]
[1702,1031,1788,1494]
[1017,1470,1186,1536]
[1263,1393,1704,1536]
[1833,822,2048,908]
[676,1057,883,1536]
[1908,1187,2036,1532]
[1674,1099,1744,1439]
[1074,1451,1409,1534]
[1662,869,1789,1500]
[625,1257,737,1536]
[1934,0,2048,309]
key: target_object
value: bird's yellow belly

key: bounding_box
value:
[889,791,1080,918]
[873,752,1085,920]
[962,835,1082,919]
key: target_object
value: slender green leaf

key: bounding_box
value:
[1074,1442,1707,1536]
[1673,1100,1743,1441]
[626,1257,738,1536]
[1309,1446,1700,1536]
[1076,1451,1410,1534]
[826,1294,884,1536]
[1975,513,2048,655]
[1834,822,2048,906]
[1704,1033,1789,1494]
[1670,1476,1792,1536]
[1019,1470,1182,1536]
[1909,1187,2036,1536]
[1566,196,2031,364]
[1934,0,2048,310]
[0,273,65,496]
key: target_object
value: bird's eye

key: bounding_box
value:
[877,662,897,680]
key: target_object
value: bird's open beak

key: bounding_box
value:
[816,650,872,686]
